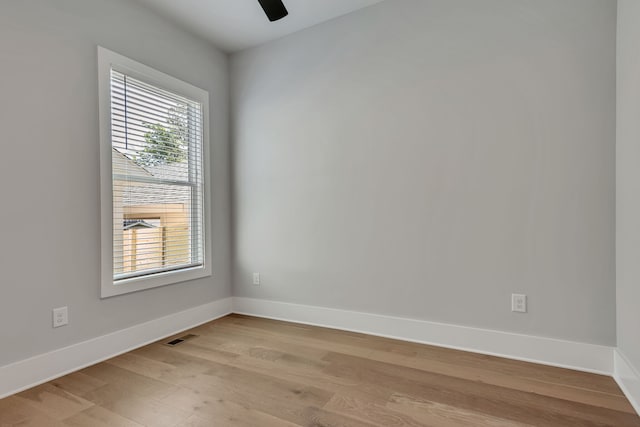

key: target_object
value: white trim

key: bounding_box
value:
[97,46,212,298]
[0,298,233,400]
[1,296,627,405]
[614,349,640,416]
[232,297,614,375]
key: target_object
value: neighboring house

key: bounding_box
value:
[111,148,190,277]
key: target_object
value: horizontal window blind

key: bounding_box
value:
[110,69,204,282]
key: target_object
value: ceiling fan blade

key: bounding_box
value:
[257,0,288,22]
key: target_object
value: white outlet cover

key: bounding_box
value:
[511,294,527,313]
[53,307,68,328]
[252,273,260,286]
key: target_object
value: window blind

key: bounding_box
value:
[110,69,204,282]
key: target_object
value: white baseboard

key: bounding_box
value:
[614,349,640,415]
[0,297,233,399]
[0,296,623,405]
[233,297,614,375]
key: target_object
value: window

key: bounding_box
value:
[98,47,210,297]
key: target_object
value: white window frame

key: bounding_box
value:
[98,46,211,298]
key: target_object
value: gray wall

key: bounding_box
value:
[0,0,620,369]
[0,0,230,366]
[231,0,617,345]
[617,0,640,371]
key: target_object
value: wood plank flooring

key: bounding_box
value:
[1,314,638,426]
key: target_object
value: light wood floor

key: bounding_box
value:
[1,314,639,426]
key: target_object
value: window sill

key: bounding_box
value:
[100,265,211,298]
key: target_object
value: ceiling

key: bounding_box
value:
[134,0,385,52]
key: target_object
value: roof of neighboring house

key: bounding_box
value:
[123,219,157,230]
[112,148,191,207]
[146,161,189,182]
[112,148,153,178]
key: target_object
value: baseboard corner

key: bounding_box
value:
[614,349,640,416]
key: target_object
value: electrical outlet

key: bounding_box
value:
[252,272,260,286]
[53,307,68,328]
[511,294,527,313]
